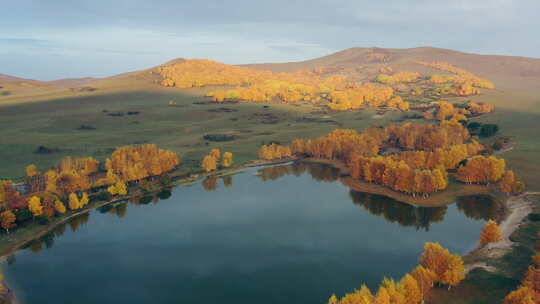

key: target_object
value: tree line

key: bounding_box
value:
[0,144,180,233]
[158,59,413,112]
[503,232,540,303]
[328,242,464,304]
[416,61,495,94]
[258,122,524,196]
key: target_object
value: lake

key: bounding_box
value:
[1,162,502,304]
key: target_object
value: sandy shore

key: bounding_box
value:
[465,192,537,273]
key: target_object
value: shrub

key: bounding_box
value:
[14,209,33,224]
[35,215,50,225]
[467,122,482,131]
[157,189,172,200]
[480,124,499,137]
[528,213,540,222]
[94,190,112,202]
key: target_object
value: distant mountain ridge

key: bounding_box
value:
[2,46,540,98]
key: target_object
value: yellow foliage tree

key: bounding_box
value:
[479,220,503,245]
[26,164,39,177]
[441,254,465,290]
[28,196,43,217]
[54,200,67,214]
[68,193,81,210]
[80,192,90,207]
[222,152,233,167]
[201,155,218,172]
[499,170,525,194]
[0,210,16,232]
[115,181,127,195]
[420,242,465,289]
[457,155,506,184]
[210,148,221,160]
[107,184,118,195]
[504,286,536,304]
[399,274,422,304]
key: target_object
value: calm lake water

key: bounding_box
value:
[1,163,502,304]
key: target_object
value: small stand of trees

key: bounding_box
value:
[328,242,465,304]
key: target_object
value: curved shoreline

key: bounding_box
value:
[465,192,537,273]
[302,157,491,207]
[0,157,532,304]
[0,157,297,260]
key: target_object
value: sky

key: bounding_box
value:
[1,0,539,80]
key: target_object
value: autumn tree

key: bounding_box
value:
[80,192,90,207]
[258,143,292,160]
[374,286,391,304]
[441,254,465,290]
[400,274,422,304]
[54,200,67,214]
[0,180,21,209]
[420,242,465,289]
[201,155,218,172]
[0,210,16,232]
[28,196,43,218]
[210,148,221,161]
[26,164,39,177]
[504,286,535,304]
[327,294,338,304]
[479,220,503,245]
[115,181,127,195]
[108,144,180,182]
[499,170,525,194]
[222,152,233,167]
[410,265,437,301]
[68,193,81,210]
[457,156,506,184]
[523,266,540,294]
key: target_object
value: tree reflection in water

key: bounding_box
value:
[257,162,339,182]
[13,164,500,263]
[202,177,218,191]
[349,190,447,231]
[257,163,501,231]
[456,194,504,222]
[15,188,173,259]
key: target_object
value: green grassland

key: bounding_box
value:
[1,47,540,304]
[1,72,539,195]
[0,83,408,180]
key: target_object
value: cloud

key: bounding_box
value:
[0,0,538,79]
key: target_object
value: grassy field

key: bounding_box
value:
[428,194,540,303]
[1,47,539,303]
[0,82,408,180]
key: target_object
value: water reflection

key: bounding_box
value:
[257,162,501,230]
[10,164,501,263]
[456,194,504,221]
[257,163,339,182]
[13,189,175,257]
[349,191,446,231]
[202,177,218,191]
[3,163,495,304]
[223,175,233,188]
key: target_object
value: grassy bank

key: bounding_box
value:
[427,193,540,303]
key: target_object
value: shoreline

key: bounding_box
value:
[0,156,532,303]
[0,157,298,260]
[0,157,299,303]
[303,157,491,207]
[464,192,537,273]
